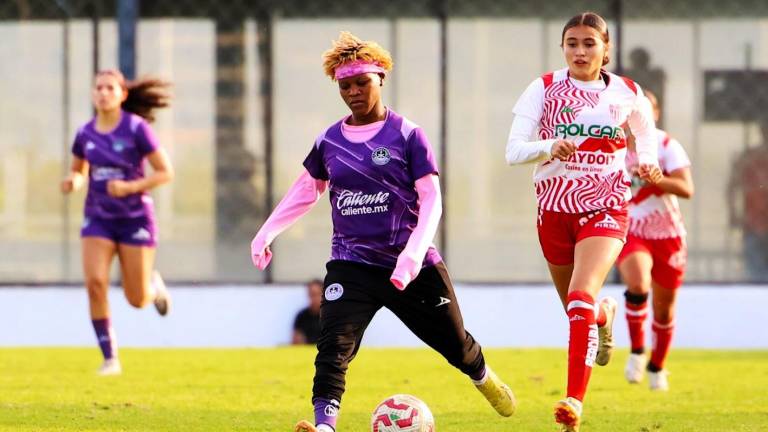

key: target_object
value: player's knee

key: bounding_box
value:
[85,277,109,302]
[653,308,674,324]
[124,288,151,308]
[316,330,360,368]
[318,332,356,355]
[625,279,650,297]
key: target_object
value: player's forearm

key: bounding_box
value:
[130,169,174,193]
[628,96,658,165]
[505,115,554,165]
[656,176,693,199]
[402,175,442,261]
[254,170,327,245]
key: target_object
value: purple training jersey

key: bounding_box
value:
[71,111,159,219]
[303,109,442,268]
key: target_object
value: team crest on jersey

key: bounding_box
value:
[325,283,344,301]
[112,139,126,152]
[85,141,96,152]
[371,147,391,166]
[609,104,623,123]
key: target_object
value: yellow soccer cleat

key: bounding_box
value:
[554,397,583,432]
[595,297,617,366]
[473,366,517,417]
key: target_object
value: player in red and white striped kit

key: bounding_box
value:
[505,12,662,431]
[617,90,694,391]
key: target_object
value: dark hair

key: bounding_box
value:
[96,69,171,123]
[561,12,611,65]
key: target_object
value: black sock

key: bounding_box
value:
[646,361,662,373]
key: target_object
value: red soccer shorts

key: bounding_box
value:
[617,234,687,289]
[537,206,629,266]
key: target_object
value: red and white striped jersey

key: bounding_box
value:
[626,129,691,239]
[512,68,656,213]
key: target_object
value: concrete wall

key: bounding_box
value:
[1,284,765,349]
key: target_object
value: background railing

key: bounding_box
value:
[1,0,767,283]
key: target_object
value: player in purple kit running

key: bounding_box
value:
[250,32,516,432]
[60,70,173,376]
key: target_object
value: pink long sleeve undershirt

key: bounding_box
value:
[390,174,442,290]
[250,170,328,269]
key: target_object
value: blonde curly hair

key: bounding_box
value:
[322,31,393,80]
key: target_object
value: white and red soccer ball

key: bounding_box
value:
[370,394,435,432]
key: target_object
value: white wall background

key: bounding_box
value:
[0,284,765,349]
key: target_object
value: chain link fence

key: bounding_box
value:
[1,0,767,283]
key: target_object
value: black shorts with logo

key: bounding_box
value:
[312,259,485,402]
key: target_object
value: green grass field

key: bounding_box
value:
[0,347,766,431]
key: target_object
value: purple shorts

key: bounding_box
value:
[81,216,157,247]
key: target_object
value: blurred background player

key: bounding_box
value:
[727,116,768,282]
[250,31,516,432]
[618,90,694,391]
[292,278,323,345]
[60,70,173,375]
[505,12,662,431]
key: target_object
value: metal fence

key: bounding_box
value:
[1,0,767,283]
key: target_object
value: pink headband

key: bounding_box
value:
[334,60,386,80]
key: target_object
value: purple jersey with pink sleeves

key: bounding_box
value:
[71,111,159,219]
[303,109,442,268]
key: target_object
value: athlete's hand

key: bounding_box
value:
[107,180,136,197]
[637,163,663,185]
[250,236,273,270]
[551,139,577,161]
[390,254,421,291]
[60,173,84,194]
[60,178,75,194]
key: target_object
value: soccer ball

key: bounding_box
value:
[370,394,435,432]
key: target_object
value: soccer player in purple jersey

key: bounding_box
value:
[60,70,173,376]
[250,32,516,432]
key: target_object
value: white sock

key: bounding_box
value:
[471,365,489,385]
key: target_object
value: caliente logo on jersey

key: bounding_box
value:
[336,189,390,216]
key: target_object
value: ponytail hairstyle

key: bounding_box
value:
[96,69,171,122]
[561,12,611,66]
